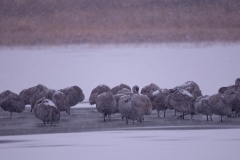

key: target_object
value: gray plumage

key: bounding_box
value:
[113,88,132,113]
[132,85,152,115]
[110,83,131,95]
[114,86,148,115]
[30,88,50,112]
[167,88,195,119]
[119,94,145,124]
[89,84,110,105]
[166,81,202,117]
[141,83,160,99]
[116,88,132,95]
[113,94,126,113]
[119,95,133,124]
[194,95,213,121]
[111,84,131,113]
[227,85,240,92]
[138,94,152,115]
[151,89,169,117]
[0,90,25,118]
[33,98,60,125]
[118,85,150,123]
[59,86,85,107]
[48,90,70,114]
[235,78,240,85]
[132,85,140,94]
[31,89,70,115]
[19,84,48,105]
[209,93,232,122]
[173,81,202,99]
[218,87,228,94]
[96,91,116,121]
[218,85,240,117]
[218,85,240,94]
[223,89,240,117]
[165,93,174,110]
[0,90,12,100]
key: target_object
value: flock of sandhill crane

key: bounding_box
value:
[0,78,240,125]
[0,85,84,125]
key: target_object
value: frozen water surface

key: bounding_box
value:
[0,129,240,160]
[0,43,240,101]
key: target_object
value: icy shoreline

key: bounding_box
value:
[1,129,240,160]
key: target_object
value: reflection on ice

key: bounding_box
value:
[1,129,240,160]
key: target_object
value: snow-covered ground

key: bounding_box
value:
[0,43,240,101]
[1,129,240,160]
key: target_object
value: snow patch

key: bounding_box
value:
[160,88,168,94]
[53,90,63,96]
[175,81,194,89]
[120,95,130,99]
[65,86,73,90]
[98,92,107,97]
[43,99,56,107]
[99,84,107,88]
[184,81,194,85]
[179,89,193,97]
[152,90,160,96]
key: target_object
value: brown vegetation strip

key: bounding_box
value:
[1,0,240,46]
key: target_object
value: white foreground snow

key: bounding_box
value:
[1,129,240,160]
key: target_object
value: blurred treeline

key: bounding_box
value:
[0,0,240,45]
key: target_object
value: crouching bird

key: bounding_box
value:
[33,98,60,125]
